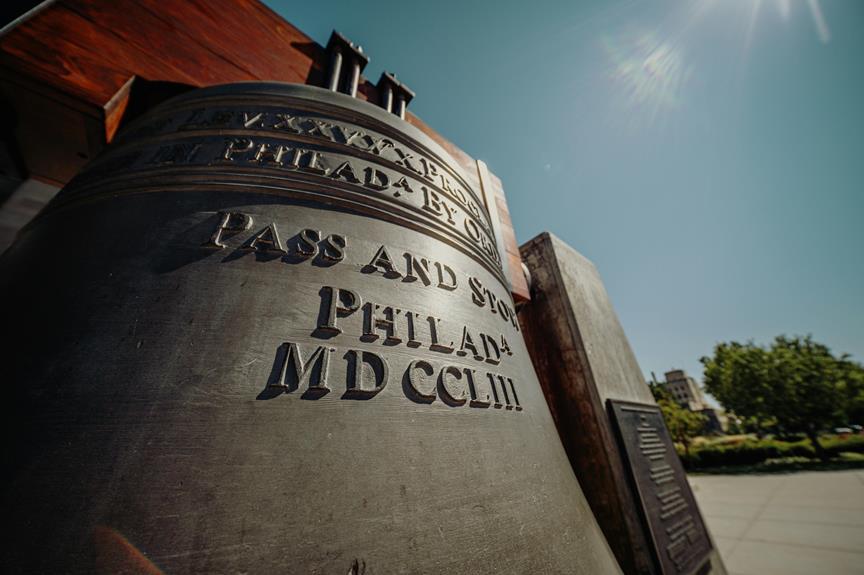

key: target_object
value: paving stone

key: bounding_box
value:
[690,470,864,575]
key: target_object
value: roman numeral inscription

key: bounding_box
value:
[267,341,522,411]
[167,107,487,227]
[111,105,505,276]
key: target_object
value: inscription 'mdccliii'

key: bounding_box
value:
[268,340,522,411]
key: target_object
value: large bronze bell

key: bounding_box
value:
[0,84,619,573]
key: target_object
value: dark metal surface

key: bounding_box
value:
[608,401,713,575]
[0,83,620,573]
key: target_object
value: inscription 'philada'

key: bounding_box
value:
[316,286,513,365]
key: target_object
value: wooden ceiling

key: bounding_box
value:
[0,0,528,300]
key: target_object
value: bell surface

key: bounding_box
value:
[0,83,619,574]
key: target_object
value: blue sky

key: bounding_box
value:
[266,0,864,385]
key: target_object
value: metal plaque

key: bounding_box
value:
[608,400,712,575]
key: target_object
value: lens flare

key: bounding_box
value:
[603,30,692,124]
[602,0,831,126]
[806,0,831,44]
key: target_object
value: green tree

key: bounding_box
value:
[839,356,864,425]
[700,342,773,435]
[767,336,845,459]
[649,382,706,457]
[702,335,857,461]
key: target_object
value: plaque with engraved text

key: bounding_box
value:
[609,400,713,575]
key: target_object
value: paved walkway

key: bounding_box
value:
[689,470,864,575]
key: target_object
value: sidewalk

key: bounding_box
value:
[689,470,864,575]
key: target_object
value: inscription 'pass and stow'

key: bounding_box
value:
[201,212,525,413]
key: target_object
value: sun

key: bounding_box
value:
[602,0,833,127]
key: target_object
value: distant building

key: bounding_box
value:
[662,369,708,411]
[660,369,725,434]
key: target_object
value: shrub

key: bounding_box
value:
[682,439,803,469]
[823,434,864,456]
[679,434,864,470]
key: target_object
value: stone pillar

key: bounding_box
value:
[519,232,726,575]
